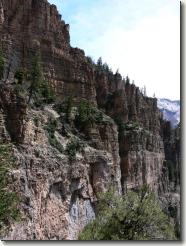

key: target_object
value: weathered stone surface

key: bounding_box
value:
[0,0,180,240]
[1,106,121,240]
[0,85,27,142]
[0,0,96,104]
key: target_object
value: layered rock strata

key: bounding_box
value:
[0,0,180,240]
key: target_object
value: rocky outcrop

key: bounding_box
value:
[1,106,121,240]
[160,122,180,238]
[94,71,165,194]
[0,0,96,104]
[0,0,180,240]
[162,121,180,190]
[0,85,27,142]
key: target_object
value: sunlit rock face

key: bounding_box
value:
[0,0,180,240]
[0,0,96,104]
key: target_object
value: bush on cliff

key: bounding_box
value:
[45,118,64,153]
[78,186,176,240]
[96,57,113,74]
[0,142,21,234]
[75,100,103,131]
[54,97,74,125]
[87,56,95,66]
[27,54,55,105]
[39,79,55,104]
[114,118,140,141]
[28,54,43,103]
[65,137,85,162]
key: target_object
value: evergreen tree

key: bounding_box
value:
[87,56,95,66]
[126,76,130,85]
[39,79,55,104]
[27,53,55,105]
[65,96,73,123]
[97,57,103,67]
[102,63,109,72]
[28,53,43,103]
[78,186,176,240]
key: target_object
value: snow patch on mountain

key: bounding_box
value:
[157,98,180,128]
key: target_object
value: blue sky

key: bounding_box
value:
[48,0,180,100]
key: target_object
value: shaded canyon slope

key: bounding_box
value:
[0,0,180,240]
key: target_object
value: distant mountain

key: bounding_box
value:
[157,98,180,128]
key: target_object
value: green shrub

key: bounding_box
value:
[56,99,103,128]
[13,55,55,106]
[76,100,93,127]
[48,135,64,153]
[13,84,27,98]
[114,118,140,140]
[67,97,74,122]
[33,80,55,107]
[78,186,176,240]
[45,118,57,133]
[14,69,26,84]
[55,103,66,114]
[65,137,84,162]
[0,142,21,234]
[28,54,43,103]
[87,56,95,66]
[55,97,73,123]
[39,79,56,104]
[45,118,63,153]
[75,100,103,130]
[123,121,140,131]
[96,57,112,74]
[27,54,55,105]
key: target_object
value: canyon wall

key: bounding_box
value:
[0,0,180,240]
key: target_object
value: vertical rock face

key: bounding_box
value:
[159,122,181,237]
[0,0,180,240]
[95,73,165,194]
[0,1,4,25]
[1,106,121,240]
[0,85,27,142]
[0,0,96,104]
[162,122,180,190]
